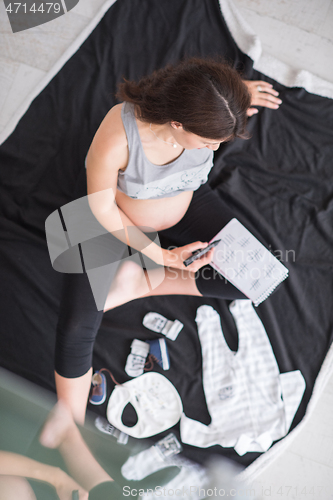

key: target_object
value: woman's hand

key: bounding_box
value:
[162,241,215,272]
[53,468,89,500]
[243,80,282,116]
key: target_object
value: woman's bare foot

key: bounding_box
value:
[39,401,74,449]
[103,259,150,311]
[40,403,112,494]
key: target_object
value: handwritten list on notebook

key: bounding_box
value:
[210,219,289,306]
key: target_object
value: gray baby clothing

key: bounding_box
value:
[117,101,214,199]
[180,301,306,455]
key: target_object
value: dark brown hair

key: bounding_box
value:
[117,57,251,140]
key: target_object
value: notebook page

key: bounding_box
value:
[210,219,289,306]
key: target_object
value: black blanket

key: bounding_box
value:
[1,0,333,469]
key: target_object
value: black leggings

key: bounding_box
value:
[55,184,246,378]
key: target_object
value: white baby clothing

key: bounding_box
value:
[107,372,183,438]
[180,300,306,455]
[122,440,208,500]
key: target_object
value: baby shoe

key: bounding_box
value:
[146,338,170,370]
[125,339,150,377]
[89,371,107,405]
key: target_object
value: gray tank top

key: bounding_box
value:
[117,101,214,199]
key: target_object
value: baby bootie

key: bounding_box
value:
[143,312,183,341]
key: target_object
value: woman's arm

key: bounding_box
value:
[86,104,167,265]
[39,402,112,494]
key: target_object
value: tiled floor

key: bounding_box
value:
[1,0,333,498]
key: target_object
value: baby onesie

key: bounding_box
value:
[180,300,306,455]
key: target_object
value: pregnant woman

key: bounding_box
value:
[54,58,281,423]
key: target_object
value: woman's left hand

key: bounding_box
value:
[243,80,282,116]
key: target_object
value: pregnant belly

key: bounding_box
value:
[115,190,193,231]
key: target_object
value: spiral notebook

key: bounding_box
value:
[210,219,289,306]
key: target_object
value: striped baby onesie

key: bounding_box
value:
[180,300,306,455]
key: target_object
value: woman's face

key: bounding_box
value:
[170,122,227,151]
